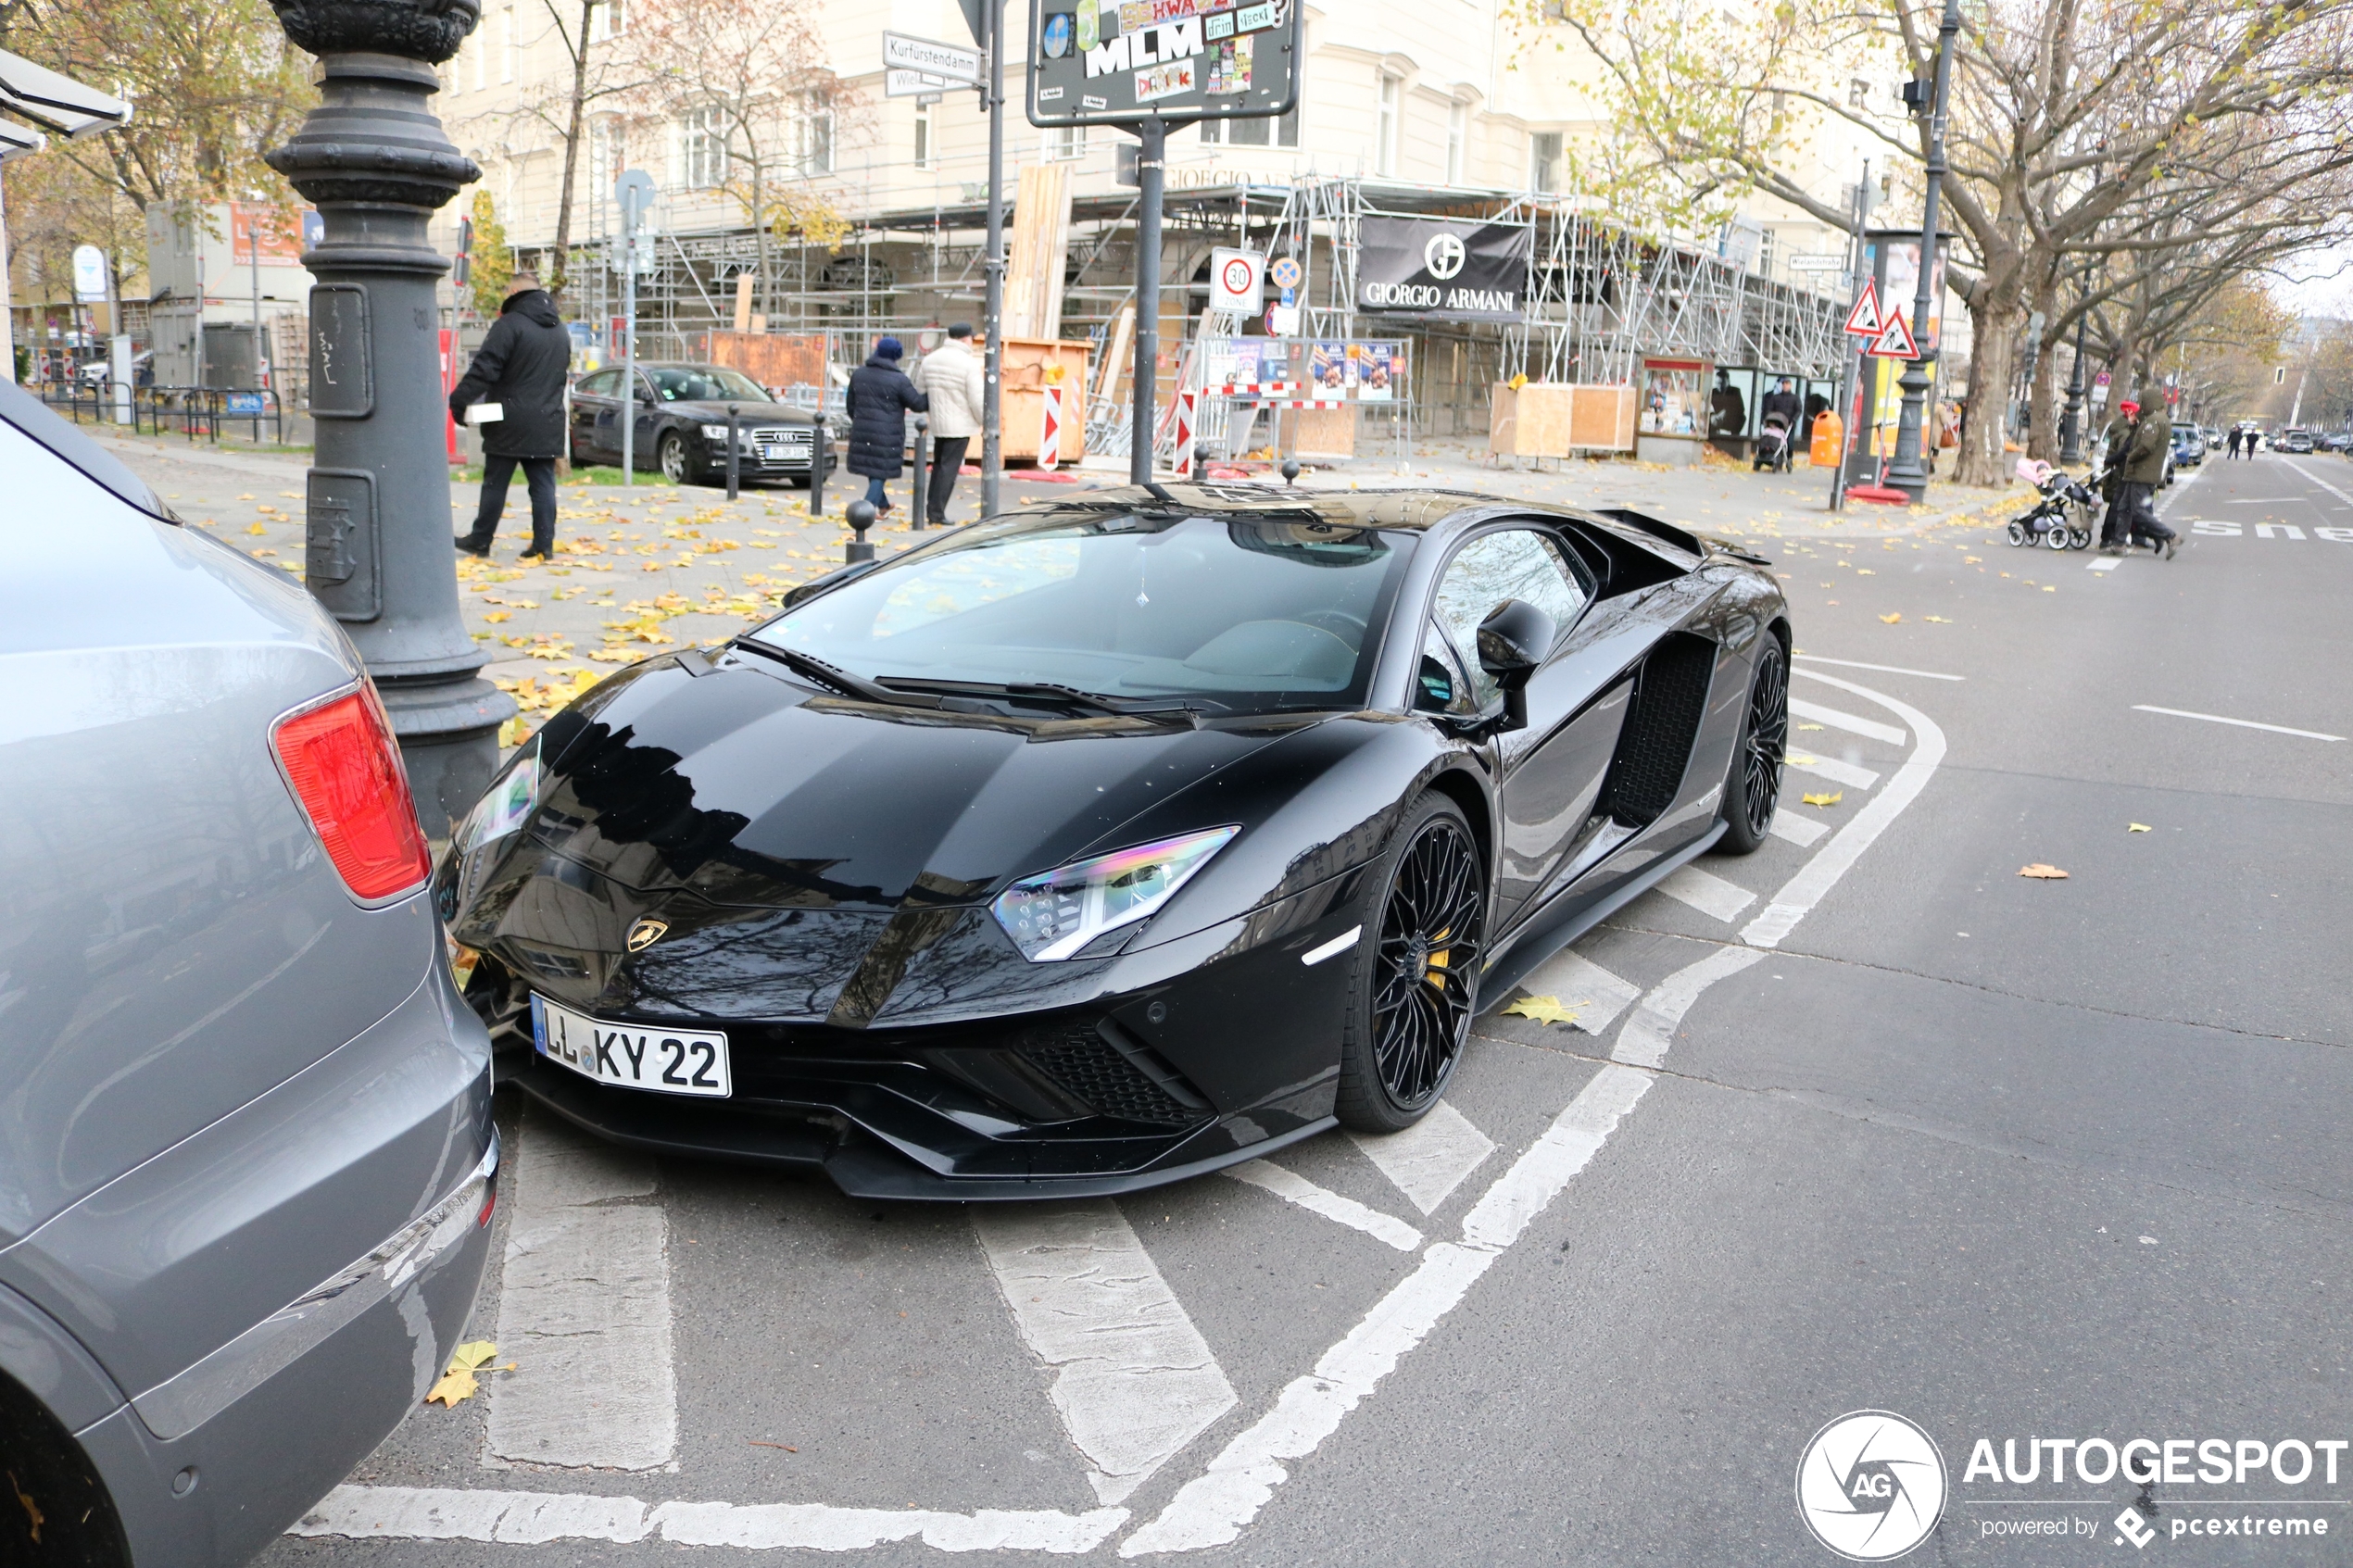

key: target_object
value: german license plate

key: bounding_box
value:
[531,994,732,1098]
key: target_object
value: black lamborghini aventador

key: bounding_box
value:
[438,485,1790,1199]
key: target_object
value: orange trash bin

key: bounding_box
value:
[1809,409,1844,468]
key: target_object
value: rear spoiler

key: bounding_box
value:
[1600,507,1769,567]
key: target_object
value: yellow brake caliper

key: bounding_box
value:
[1424,927,1452,987]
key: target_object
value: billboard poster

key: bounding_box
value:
[1029,0,1299,126]
[1354,216,1533,323]
[1352,343,1395,401]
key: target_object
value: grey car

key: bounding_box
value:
[0,381,497,1564]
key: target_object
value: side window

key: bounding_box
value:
[1414,621,1476,715]
[1430,529,1590,708]
[577,370,620,397]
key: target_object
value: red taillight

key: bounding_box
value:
[271,684,434,901]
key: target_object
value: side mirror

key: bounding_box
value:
[1475,599,1554,734]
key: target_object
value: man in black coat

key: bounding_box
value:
[845,337,928,519]
[451,274,573,559]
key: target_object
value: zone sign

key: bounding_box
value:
[1028,0,1301,127]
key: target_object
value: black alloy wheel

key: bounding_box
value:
[659,430,692,484]
[1718,635,1788,856]
[1337,796,1486,1132]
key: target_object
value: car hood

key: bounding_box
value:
[658,400,818,426]
[446,653,1332,1022]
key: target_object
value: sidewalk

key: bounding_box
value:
[98,426,2019,746]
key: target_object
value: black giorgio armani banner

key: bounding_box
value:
[1355,216,1532,322]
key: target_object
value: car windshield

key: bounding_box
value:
[746,508,1411,713]
[648,366,768,403]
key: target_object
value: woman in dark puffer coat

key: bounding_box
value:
[845,336,929,516]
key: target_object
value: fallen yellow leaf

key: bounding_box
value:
[245,521,268,535]
[1879,612,1903,623]
[2128,823,2152,833]
[2018,863,2070,879]
[1801,791,1843,809]
[424,1340,499,1407]
[1923,615,1951,623]
[1501,994,1582,1026]
[236,492,256,501]
[483,610,512,623]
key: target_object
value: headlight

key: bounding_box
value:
[700,423,729,440]
[455,737,544,858]
[991,826,1239,961]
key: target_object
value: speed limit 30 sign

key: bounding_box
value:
[1210,247,1265,312]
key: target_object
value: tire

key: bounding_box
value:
[1335,794,1487,1134]
[1716,633,1787,856]
[2069,526,2093,549]
[2044,522,2071,549]
[659,431,693,485]
[2006,521,2027,546]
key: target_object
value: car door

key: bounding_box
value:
[572,369,620,460]
[1418,525,1612,929]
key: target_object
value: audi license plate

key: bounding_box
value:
[532,994,732,1098]
[761,442,804,461]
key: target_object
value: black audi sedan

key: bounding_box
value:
[569,361,836,487]
[439,486,1790,1199]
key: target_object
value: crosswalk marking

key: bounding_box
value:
[1787,698,1906,746]
[1223,1160,1423,1251]
[1655,863,1756,922]
[487,1110,677,1472]
[1768,809,1828,847]
[1509,949,1642,1037]
[1786,753,1881,791]
[1347,1100,1495,1214]
[974,1203,1237,1506]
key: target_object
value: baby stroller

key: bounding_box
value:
[2006,458,2099,550]
[1753,413,1795,473]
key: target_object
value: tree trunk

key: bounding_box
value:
[1954,278,2026,485]
[548,0,594,305]
[2026,281,2060,462]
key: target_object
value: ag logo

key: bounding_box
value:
[625,918,668,953]
[1423,232,1466,281]
[1795,1411,1946,1561]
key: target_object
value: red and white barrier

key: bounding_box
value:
[1038,382,1065,468]
[1172,388,1198,473]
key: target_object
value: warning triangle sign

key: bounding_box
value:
[1868,311,1919,359]
[1843,282,1882,339]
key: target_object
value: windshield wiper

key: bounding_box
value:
[876,677,1217,721]
[736,642,942,709]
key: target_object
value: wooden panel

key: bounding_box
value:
[1569,384,1637,451]
[698,332,826,391]
[1282,406,1355,460]
[1516,383,1576,455]
[998,336,1093,462]
[1005,164,1073,340]
[1488,382,1517,457]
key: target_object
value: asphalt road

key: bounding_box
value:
[258,450,2352,1567]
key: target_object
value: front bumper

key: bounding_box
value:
[482,878,1368,1200]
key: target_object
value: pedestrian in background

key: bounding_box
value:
[451,272,572,560]
[846,336,928,520]
[914,323,985,526]
[2105,398,2178,559]
[2227,425,2246,459]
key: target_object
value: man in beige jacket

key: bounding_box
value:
[914,323,987,526]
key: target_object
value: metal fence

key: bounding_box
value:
[37,383,287,445]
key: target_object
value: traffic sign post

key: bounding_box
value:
[1026,0,1303,482]
[613,169,654,489]
[1842,281,1882,340]
[1867,312,1919,360]
[1209,247,1264,314]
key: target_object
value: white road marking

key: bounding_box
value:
[2287,459,2353,506]
[1744,671,1949,948]
[1508,949,1642,1036]
[289,1486,1127,1552]
[2130,705,2343,742]
[1768,809,1828,847]
[1611,947,1768,1070]
[2087,557,2120,571]
[1345,1100,1495,1214]
[1785,753,1881,791]
[1790,655,1964,681]
[973,1203,1237,1505]
[1300,927,1359,966]
[1655,863,1756,922]
[1787,697,1906,746]
[1222,1160,1422,1252]
[1121,1064,1652,1557]
[486,1110,676,1472]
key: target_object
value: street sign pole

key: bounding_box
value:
[614,170,653,489]
[1830,161,1871,513]
[1130,118,1164,485]
[981,0,1006,517]
[1885,0,1959,500]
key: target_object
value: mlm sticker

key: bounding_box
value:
[1797,1411,1948,1561]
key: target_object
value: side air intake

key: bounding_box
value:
[1598,633,1717,829]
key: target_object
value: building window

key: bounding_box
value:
[1376,75,1399,177]
[1228,102,1299,147]
[682,106,727,189]
[913,101,934,169]
[797,94,836,176]
[501,3,515,83]
[1848,77,1869,107]
[469,34,484,92]
[1202,119,1221,144]
[1049,123,1087,161]
[590,119,621,216]
[1530,131,1562,194]
[1446,102,1467,183]
[590,0,624,41]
